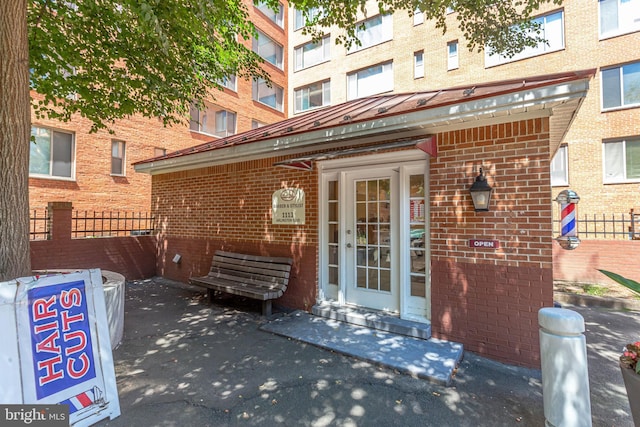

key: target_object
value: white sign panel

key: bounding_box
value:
[272,188,305,225]
[0,269,120,426]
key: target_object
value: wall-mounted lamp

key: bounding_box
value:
[469,167,493,212]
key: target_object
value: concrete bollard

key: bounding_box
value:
[539,307,592,427]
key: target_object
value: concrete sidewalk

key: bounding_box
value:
[97,278,638,427]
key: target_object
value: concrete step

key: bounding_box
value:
[312,302,432,340]
[261,310,464,386]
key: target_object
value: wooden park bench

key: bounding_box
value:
[189,250,293,316]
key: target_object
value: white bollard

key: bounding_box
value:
[539,307,592,427]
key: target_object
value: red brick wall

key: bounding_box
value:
[151,156,318,310]
[553,239,640,285]
[430,118,554,368]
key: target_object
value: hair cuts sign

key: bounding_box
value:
[272,188,305,225]
[0,269,120,426]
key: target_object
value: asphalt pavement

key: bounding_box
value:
[96,278,639,427]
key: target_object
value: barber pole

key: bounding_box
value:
[555,190,581,250]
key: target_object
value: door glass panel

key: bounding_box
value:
[409,174,426,298]
[327,180,339,287]
[355,178,391,293]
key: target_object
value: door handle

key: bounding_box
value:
[346,243,353,248]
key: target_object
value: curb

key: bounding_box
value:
[554,291,640,311]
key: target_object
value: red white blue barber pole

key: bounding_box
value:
[555,189,581,250]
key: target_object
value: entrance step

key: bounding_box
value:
[261,309,464,386]
[312,302,432,340]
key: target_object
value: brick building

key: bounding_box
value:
[288,0,640,220]
[28,0,288,213]
[135,70,594,367]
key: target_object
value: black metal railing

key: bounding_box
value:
[553,211,639,240]
[30,209,50,240]
[72,211,155,238]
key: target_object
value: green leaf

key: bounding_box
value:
[598,270,640,295]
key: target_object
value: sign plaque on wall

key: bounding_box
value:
[272,188,305,225]
[469,239,500,249]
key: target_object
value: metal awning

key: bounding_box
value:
[273,136,437,171]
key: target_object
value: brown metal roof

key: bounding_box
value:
[134,69,595,167]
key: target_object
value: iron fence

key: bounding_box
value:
[72,211,155,238]
[30,209,50,241]
[553,211,639,240]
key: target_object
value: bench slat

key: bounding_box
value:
[210,261,290,280]
[208,270,287,291]
[190,276,284,300]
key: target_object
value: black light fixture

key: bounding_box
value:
[469,167,493,212]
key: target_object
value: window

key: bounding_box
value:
[447,41,458,70]
[154,148,166,157]
[252,30,283,69]
[220,75,237,91]
[295,80,330,113]
[347,62,393,100]
[603,137,640,183]
[348,14,392,53]
[111,140,126,176]
[602,62,640,110]
[189,102,237,137]
[413,9,424,26]
[29,126,74,179]
[294,7,321,30]
[252,78,284,111]
[414,51,424,79]
[485,10,564,67]
[551,145,568,186]
[252,120,267,129]
[599,0,640,38]
[255,1,284,27]
[294,35,330,71]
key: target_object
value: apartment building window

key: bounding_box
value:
[599,0,640,38]
[294,35,330,71]
[252,120,267,129]
[348,14,393,53]
[602,62,640,110]
[253,78,284,111]
[255,1,284,28]
[413,9,424,26]
[111,140,126,176]
[29,126,74,179]
[485,10,564,67]
[414,51,424,79]
[295,80,330,113]
[252,30,283,69]
[189,102,237,137]
[220,75,237,92]
[551,145,569,186]
[603,137,640,183]
[447,41,459,70]
[347,62,393,100]
[294,7,321,31]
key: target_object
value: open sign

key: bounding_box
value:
[469,239,500,249]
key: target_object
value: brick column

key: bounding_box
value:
[47,202,73,241]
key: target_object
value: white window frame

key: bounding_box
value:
[447,41,458,70]
[294,7,321,31]
[599,0,640,39]
[413,9,424,26]
[252,120,267,129]
[603,137,640,183]
[414,51,424,79]
[111,140,126,176]
[189,102,237,137]
[347,61,393,100]
[294,80,331,113]
[29,126,75,180]
[550,144,568,186]
[294,35,331,71]
[252,29,284,69]
[601,62,640,111]
[255,1,284,28]
[484,10,565,68]
[348,14,393,53]
[220,75,237,92]
[252,78,284,111]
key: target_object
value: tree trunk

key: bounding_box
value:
[0,0,32,281]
